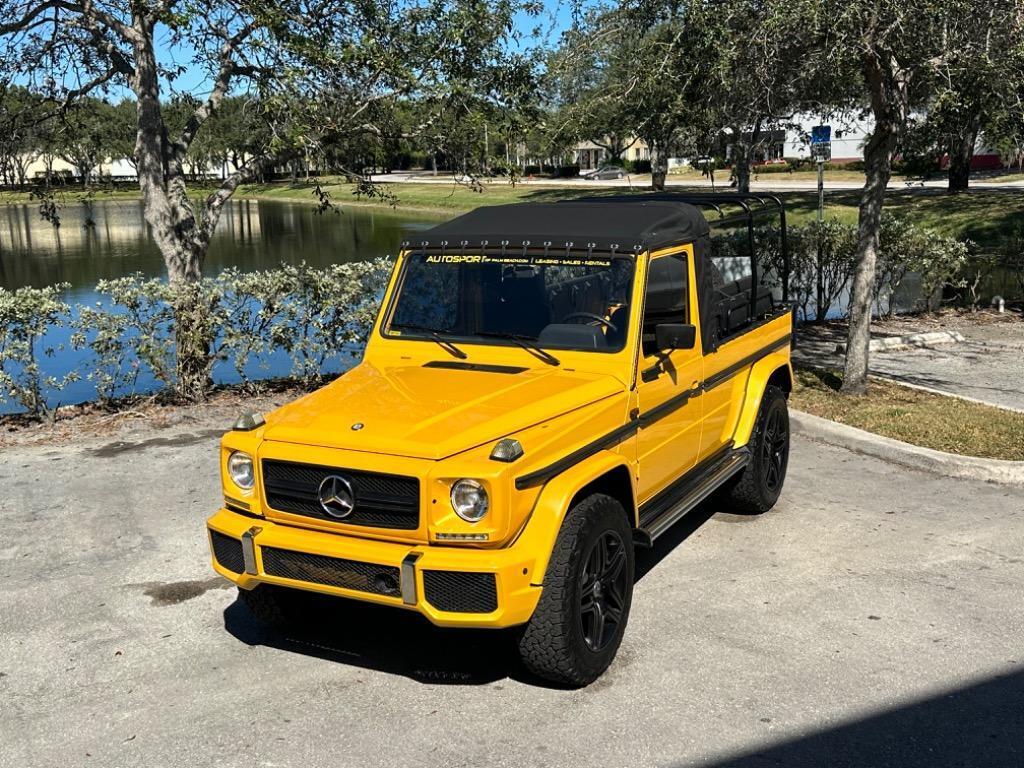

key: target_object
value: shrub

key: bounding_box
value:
[1,261,394,415]
[875,216,970,314]
[0,284,79,416]
[77,275,178,398]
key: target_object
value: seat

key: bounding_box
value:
[604,305,631,349]
[498,273,551,337]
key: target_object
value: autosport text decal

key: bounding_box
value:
[423,254,613,267]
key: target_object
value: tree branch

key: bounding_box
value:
[0,0,82,34]
[178,21,259,153]
[198,149,296,246]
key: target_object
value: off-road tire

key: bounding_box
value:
[517,493,635,687]
[723,384,790,514]
[237,583,305,628]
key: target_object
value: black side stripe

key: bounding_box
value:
[513,333,791,491]
[702,335,792,392]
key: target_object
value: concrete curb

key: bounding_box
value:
[790,409,1024,487]
[834,330,965,354]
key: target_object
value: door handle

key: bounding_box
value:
[641,363,662,382]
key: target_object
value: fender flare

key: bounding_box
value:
[732,353,793,448]
[514,450,634,586]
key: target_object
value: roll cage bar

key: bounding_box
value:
[583,193,792,322]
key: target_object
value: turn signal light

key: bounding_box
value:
[490,438,524,462]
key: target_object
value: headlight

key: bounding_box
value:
[227,451,255,490]
[450,479,489,522]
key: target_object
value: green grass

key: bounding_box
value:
[4,176,1023,247]
[791,366,1024,461]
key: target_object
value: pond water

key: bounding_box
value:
[0,198,438,300]
[0,199,440,413]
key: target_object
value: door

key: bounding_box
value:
[635,249,703,505]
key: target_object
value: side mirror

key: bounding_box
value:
[655,323,697,351]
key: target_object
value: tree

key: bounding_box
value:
[544,25,640,168]
[55,98,121,186]
[692,0,804,193]
[0,0,533,399]
[550,3,715,190]
[107,98,139,171]
[781,0,970,393]
[0,85,52,186]
[927,0,1024,191]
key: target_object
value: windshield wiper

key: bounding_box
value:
[389,323,468,360]
[473,331,561,366]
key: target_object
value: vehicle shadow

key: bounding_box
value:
[223,497,727,686]
[223,595,527,686]
[691,667,1024,768]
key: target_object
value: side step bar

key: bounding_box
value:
[634,447,750,546]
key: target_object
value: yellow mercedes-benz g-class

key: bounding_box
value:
[207,194,794,686]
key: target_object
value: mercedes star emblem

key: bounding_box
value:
[318,475,356,519]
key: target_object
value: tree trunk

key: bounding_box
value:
[733,141,750,193]
[841,123,897,394]
[131,16,212,400]
[650,143,668,190]
[947,111,981,193]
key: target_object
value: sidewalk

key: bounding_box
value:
[793,312,1024,412]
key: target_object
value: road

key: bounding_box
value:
[1,425,1023,767]
[369,169,1024,192]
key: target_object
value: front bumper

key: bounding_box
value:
[206,508,543,628]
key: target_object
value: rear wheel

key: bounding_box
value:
[723,384,790,514]
[517,493,634,687]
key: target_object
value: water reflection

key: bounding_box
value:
[0,198,439,301]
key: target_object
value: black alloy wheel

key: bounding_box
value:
[761,403,789,493]
[578,530,629,652]
[721,384,790,514]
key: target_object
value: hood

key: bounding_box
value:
[261,361,623,460]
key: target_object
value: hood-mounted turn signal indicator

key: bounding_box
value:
[490,438,524,462]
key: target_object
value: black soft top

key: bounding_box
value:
[407,200,710,254]
[405,194,789,354]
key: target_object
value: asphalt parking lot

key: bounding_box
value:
[2,428,1022,767]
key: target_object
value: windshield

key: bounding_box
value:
[384,252,635,352]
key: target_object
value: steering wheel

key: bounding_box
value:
[559,311,618,332]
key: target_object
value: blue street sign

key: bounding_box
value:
[811,125,831,145]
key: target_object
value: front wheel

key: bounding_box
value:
[723,384,790,514]
[517,493,635,687]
